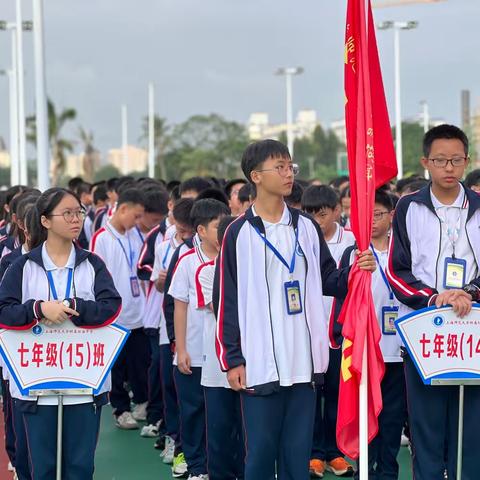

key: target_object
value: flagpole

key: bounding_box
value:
[359,336,369,478]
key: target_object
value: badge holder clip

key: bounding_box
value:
[29,387,94,480]
[430,378,480,479]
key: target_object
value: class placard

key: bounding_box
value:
[395,304,480,385]
[0,319,129,395]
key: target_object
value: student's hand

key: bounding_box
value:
[356,249,377,272]
[177,349,192,375]
[227,365,246,391]
[40,300,79,325]
[155,270,167,293]
[435,289,472,318]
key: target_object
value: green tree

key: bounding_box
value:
[94,164,121,182]
[394,122,425,176]
[167,114,249,180]
[78,127,99,183]
[139,115,170,181]
[26,99,77,186]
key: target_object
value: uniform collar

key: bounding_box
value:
[41,243,76,271]
[430,183,466,210]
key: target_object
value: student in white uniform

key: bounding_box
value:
[90,187,149,430]
[168,199,229,480]
[301,185,355,478]
[198,215,244,480]
[0,187,121,480]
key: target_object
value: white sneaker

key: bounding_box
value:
[401,433,410,446]
[188,475,209,480]
[132,402,148,421]
[115,411,139,430]
[140,420,161,437]
[172,452,188,478]
[7,462,14,472]
[162,435,175,464]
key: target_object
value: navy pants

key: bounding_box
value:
[241,383,316,480]
[405,354,480,480]
[311,348,343,461]
[145,330,164,426]
[204,387,245,480]
[11,399,31,480]
[159,344,179,439]
[2,378,15,465]
[23,402,102,480]
[110,327,150,415]
[174,366,206,475]
[355,362,406,480]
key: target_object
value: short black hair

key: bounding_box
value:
[93,184,108,204]
[172,198,195,228]
[241,139,291,182]
[116,177,136,195]
[190,199,230,231]
[375,188,395,211]
[143,188,169,215]
[179,177,212,196]
[238,183,253,204]
[224,179,247,198]
[330,176,349,189]
[167,180,181,193]
[106,177,119,192]
[76,182,92,197]
[217,215,236,244]
[301,185,339,213]
[68,177,84,192]
[117,188,145,207]
[423,124,469,158]
[395,174,423,195]
[403,179,429,194]
[285,181,304,207]
[196,188,229,207]
[465,169,480,189]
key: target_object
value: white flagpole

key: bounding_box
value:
[147,82,155,179]
[359,0,370,477]
[359,336,369,478]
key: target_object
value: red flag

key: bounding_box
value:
[336,0,397,459]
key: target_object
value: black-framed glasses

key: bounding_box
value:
[49,209,86,223]
[428,157,467,168]
[373,211,390,221]
[255,163,299,177]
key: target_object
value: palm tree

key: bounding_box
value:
[78,127,99,182]
[139,115,169,180]
[26,99,77,185]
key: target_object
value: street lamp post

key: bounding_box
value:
[421,100,430,179]
[275,67,304,158]
[121,104,128,175]
[148,82,155,179]
[378,20,418,179]
[33,0,50,191]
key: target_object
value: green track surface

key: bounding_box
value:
[94,406,413,480]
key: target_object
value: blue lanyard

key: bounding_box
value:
[47,268,73,300]
[253,225,299,276]
[108,226,135,271]
[371,244,394,301]
[135,226,145,243]
[162,243,172,270]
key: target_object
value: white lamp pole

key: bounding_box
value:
[121,104,128,175]
[378,20,418,179]
[148,82,155,179]
[33,0,50,190]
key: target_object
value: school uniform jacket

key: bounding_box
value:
[213,205,350,394]
[386,183,480,319]
[137,222,166,281]
[0,243,122,404]
[0,245,24,280]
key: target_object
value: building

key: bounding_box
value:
[247,110,321,141]
[107,145,148,175]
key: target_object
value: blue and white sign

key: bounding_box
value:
[0,319,129,395]
[395,304,480,385]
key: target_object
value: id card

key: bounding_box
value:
[382,306,399,335]
[443,257,466,289]
[130,276,141,297]
[284,280,303,315]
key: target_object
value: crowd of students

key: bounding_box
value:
[0,123,479,480]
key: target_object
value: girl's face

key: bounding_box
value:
[42,194,85,241]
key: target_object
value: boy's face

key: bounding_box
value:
[228,183,245,216]
[181,189,199,200]
[420,138,468,190]
[173,217,194,241]
[118,203,144,231]
[141,212,165,231]
[250,155,294,197]
[107,190,118,205]
[372,202,393,239]
[341,196,351,219]
[312,206,338,234]
[198,217,222,252]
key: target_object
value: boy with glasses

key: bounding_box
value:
[387,124,480,480]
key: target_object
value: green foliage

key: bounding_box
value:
[94,164,121,182]
[393,122,425,176]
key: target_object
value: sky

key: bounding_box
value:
[0,0,478,158]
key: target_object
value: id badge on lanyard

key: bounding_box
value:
[443,257,466,289]
[254,223,303,316]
